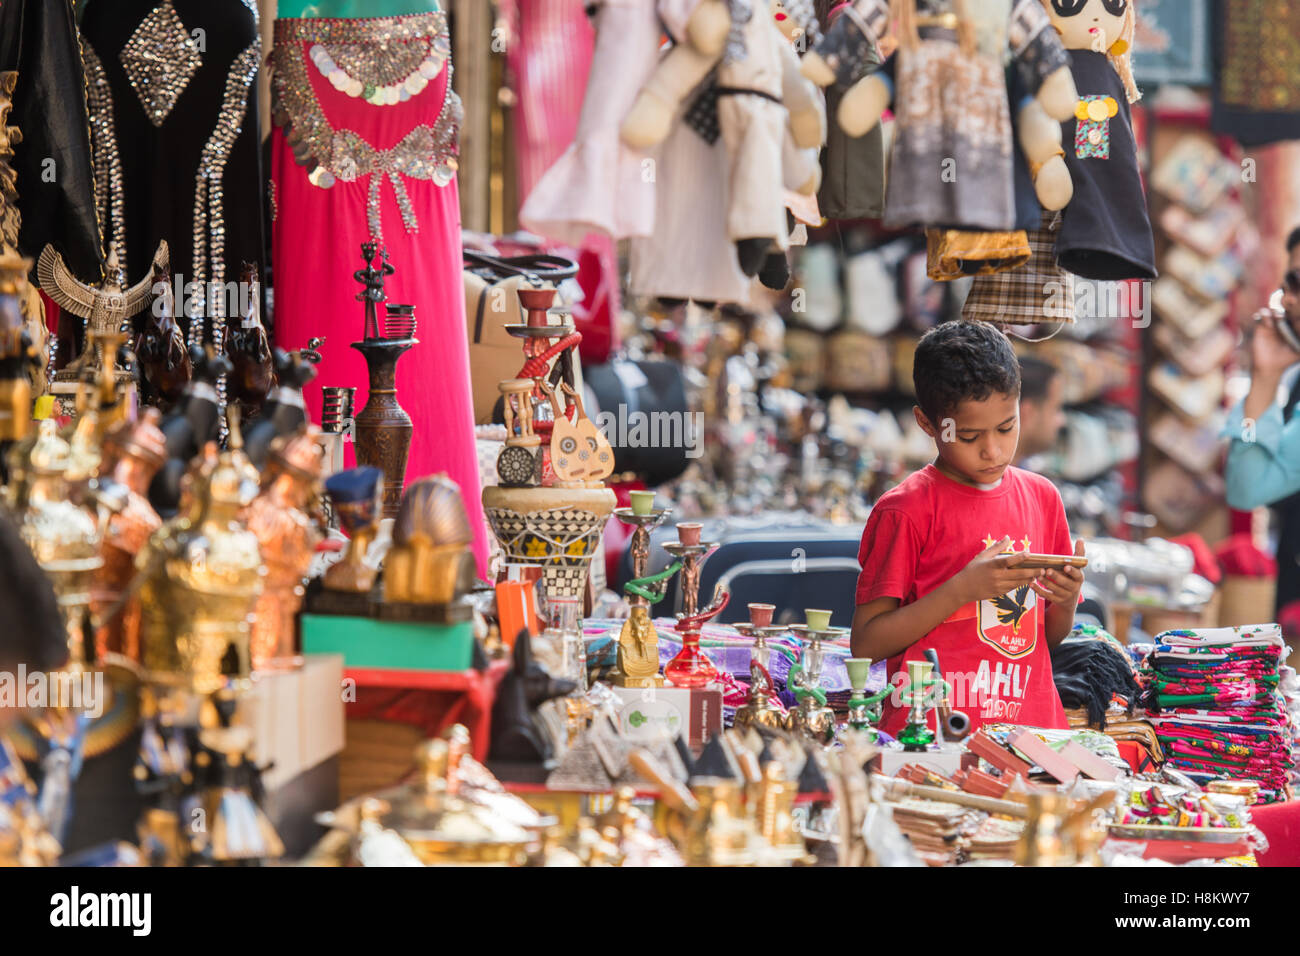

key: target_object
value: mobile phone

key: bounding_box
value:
[1008,553,1088,570]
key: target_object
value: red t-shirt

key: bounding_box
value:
[856,464,1071,737]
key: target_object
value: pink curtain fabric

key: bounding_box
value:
[506,0,595,202]
[509,0,621,365]
[270,26,486,571]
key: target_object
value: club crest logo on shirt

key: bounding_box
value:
[976,533,1038,659]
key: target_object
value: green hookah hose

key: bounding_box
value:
[843,676,951,711]
[623,561,683,604]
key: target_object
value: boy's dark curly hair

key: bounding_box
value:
[913,320,1021,425]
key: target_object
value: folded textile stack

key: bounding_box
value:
[965,816,1024,864]
[1140,625,1295,802]
[886,798,973,867]
[1282,665,1300,788]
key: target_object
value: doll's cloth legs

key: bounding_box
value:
[718,93,789,247]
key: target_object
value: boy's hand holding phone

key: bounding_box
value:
[956,537,1087,606]
[1030,539,1086,606]
[956,537,1042,603]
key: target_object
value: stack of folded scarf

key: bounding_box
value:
[1281,663,1300,788]
[1140,625,1294,802]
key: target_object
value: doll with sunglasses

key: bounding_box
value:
[1042,0,1156,281]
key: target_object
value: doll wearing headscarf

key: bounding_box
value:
[1040,0,1155,281]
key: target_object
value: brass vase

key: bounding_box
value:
[351,336,415,520]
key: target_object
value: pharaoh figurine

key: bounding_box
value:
[384,473,477,605]
[91,408,166,662]
[244,426,325,670]
[37,240,167,381]
[321,466,383,594]
[613,566,678,689]
[616,605,664,689]
[191,725,284,864]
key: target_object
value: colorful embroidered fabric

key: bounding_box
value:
[1141,625,1295,801]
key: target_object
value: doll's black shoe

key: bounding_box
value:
[735,238,770,276]
[758,252,791,290]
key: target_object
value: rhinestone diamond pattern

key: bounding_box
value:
[119,1,203,126]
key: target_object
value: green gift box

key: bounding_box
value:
[300,614,475,672]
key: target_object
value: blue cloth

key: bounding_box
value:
[1223,400,1300,510]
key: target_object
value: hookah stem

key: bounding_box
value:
[623,561,683,604]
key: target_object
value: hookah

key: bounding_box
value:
[610,489,674,688]
[661,521,730,688]
[733,602,786,733]
[844,657,883,741]
[786,609,841,744]
[897,659,942,752]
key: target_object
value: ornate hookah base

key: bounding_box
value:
[664,629,718,689]
[788,703,837,744]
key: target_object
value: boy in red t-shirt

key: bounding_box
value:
[852,321,1084,737]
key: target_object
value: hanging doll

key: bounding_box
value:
[622,0,826,277]
[801,0,1077,243]
[1040,0,1156,281]
[760,0,829,288]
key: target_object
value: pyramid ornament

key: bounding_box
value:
[120,0,204,127]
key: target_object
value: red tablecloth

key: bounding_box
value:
[344,662,509,761]
[1252,799,1300,867]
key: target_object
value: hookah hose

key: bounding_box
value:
[517,332,583,382]
[835,676,950,712]
[623,561,683,604]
